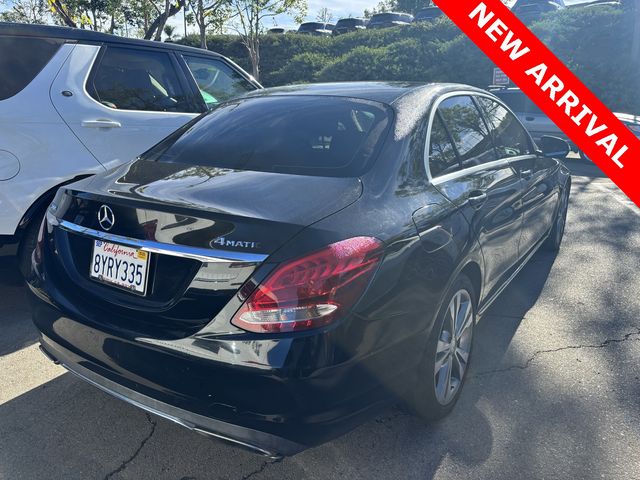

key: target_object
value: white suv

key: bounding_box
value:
[0,23,260,275]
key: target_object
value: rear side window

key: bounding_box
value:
[436,96,497,171]
[428,115,460,177]
[142,96,391,178]
[89,47,193,112]
[0,36,63,101]
[477,97,533,158]
[182,55,255,109]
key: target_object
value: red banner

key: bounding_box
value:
[433,0,640,207]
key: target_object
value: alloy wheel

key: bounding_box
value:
[434,289,474,405]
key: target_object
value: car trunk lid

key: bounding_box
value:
[45,160,362,338]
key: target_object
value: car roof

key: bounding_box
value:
[371,11,413,17]
[0,22,225,58]
[242,82,487,106]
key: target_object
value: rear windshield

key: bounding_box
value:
[143,96,392,177]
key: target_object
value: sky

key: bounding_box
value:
[166,0,377,35]
[2,0,598,37]
[271,0,376,28]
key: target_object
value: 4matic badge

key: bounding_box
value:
[210,237,261,250]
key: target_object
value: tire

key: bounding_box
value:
[17,212,44,278]
[543,184,570,252]
[409,274,476,421]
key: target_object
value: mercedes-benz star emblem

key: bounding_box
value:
[98,205,115,231]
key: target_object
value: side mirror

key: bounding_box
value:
[539,135,570,159]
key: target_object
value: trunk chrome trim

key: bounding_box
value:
[50,214,268,264]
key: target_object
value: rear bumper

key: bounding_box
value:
[38,338,301,457]
[28,283,411,456]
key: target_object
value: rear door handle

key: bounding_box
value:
[467,190,488,209]
[525,116,535,121]
[81,119,122,129]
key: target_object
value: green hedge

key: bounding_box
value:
[179,6,638,113]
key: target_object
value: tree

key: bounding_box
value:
[143,0,188,40]
[48,0,80,27]
[0,0,50,23]
[46,0,125,32]
[188,0,233,49]
[315,6,332,23]
[163,23,176,39]
[230,0,307,81]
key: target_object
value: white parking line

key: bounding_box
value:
[0,343,65,405]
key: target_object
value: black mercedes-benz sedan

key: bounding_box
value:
[28,82,571,457]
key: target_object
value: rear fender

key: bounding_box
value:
[16,175,94,238]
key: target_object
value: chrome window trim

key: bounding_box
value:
[424,90,537,185]
[51,215,268,264]
[430,156,533,185]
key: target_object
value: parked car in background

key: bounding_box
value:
[0,22,260,276]
[30,82,571,458]
[367,12,414,29]
[414,6,444,23]
[512,0,565,22]
[491,87,576,151]
[332,18,368,35]
[572,0,621,8]
[490,86,640,160]
[267,27,286,34]
[297,22,335,36]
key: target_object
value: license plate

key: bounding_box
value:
[89,240,150,295]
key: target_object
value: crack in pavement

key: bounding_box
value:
[104,412,157,480]
[240,457,283,480]
[471,328,640,379]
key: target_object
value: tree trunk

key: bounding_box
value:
[200,23,207,49]
[154,1,169,41]
[198,0,207,49]
[50,0,77,27]
[144,0,185,40]
[154,14,166,40]
[249,36,260,81]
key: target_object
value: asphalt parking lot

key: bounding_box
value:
[1,159,639,480]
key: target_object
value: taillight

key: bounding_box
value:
[231,237,384,333]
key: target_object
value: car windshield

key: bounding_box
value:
[142,96,392,177]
